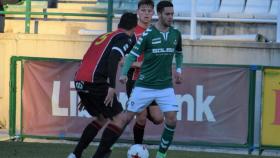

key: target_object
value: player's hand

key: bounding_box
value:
[132,61,142,68]
[174,72,182,84]
[119,75,128,84]
[104,87,115,107]
[119,58,124,66]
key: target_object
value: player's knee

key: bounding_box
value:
[114,111,135,127]
[135,109,148,122]
[95,120,107,126]
[164,112,177,126]
[136,113,147,125]
[111,113,128,128]
[165,118,177,126]
[136,117,146,126]
[96,115,108,126]
[165,119,177,127]
[152,117,164,125]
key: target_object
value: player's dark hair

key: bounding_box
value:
[157,0,173,13]
[118,12,138,30]
[138,0,154,9]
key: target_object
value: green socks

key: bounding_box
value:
[158,123,176,156]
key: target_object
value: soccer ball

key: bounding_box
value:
[127,144,149,158]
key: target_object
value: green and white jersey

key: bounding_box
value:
[127,25,182,89]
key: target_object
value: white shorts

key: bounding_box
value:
[126,87,179,113]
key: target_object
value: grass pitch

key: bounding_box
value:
[0,141,278,158]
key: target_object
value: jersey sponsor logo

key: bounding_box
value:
[94,32,112,45]
[152,48,175,54]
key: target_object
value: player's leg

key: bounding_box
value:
[156,111,177,158]
[92,110,135,158]
[130,87,159,144]
[92,93,134,158]
[92,87,154,158]
[68,90,108,158]
[72,115,107,158]
[127,78,150,144]
[133,109,147,144]
[155,88,178,158]
[130,87,156,144]
[146,102,164,125]
[134,102,163,144]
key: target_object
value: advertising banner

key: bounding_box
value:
[261,68,280,146]
[22,60,250,144]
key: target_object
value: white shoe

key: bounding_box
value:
[67,153,77,158]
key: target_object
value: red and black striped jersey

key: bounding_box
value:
[75,28,136,88]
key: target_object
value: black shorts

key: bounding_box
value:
[75,81,123,119]
[126,69,157,106]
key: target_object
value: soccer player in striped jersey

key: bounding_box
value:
[126,0,164,145]
[67,13,137,158]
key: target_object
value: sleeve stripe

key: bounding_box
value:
[112,47,124,57]
[130,51,140,57]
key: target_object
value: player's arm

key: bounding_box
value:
[105,39,129,106]
[121,53,138,76]
[120,35,146,83]
[129,34,142,68]
[174,32,183,84]
[108,36,136,87]
[175,53,183,73]
[108,51,123,89]
[131,61,142,68]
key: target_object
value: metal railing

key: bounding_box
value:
[0,0,114,33]
[189,0,280,42]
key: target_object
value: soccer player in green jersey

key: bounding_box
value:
[120,1,183,157]
[91,1,182,158]
[126,0,164,145]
